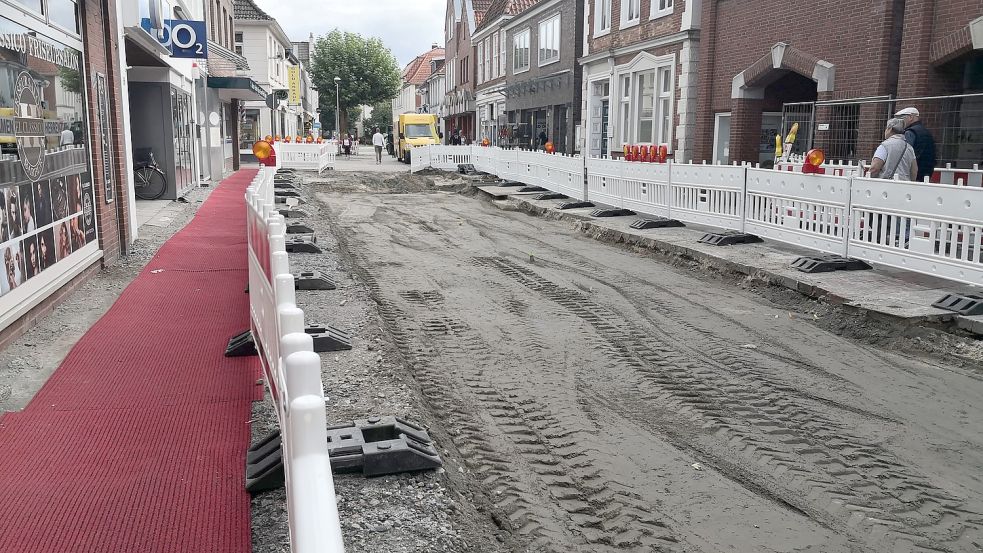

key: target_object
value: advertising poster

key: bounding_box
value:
[0,18,98,301]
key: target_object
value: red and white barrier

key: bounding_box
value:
[246,168,346,553]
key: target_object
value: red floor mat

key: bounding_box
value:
[0,169,262,553]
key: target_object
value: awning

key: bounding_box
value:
[207,76,268,101]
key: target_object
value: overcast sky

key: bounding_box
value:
[253,0,445,68]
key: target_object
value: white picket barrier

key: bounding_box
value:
[586,157,672,217]
[426,145,473,170]
[498,148,520,182]
[848,176,983,285]
[245,167,346,553]
[540,152,586,201]
[274,143,334,173]
[515,149,545,188]
[670,163,747,231]
[776,160,983,187]
[744,168,852,255]
[409,145,432,173]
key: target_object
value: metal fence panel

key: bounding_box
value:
[745,169,852,255]
[849,176,983,285]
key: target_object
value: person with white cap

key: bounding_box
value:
[895,107,936,182]
[870,118,917,181]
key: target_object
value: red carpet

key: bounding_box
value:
[0,170,264,553]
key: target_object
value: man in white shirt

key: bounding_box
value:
[372,127,385,164]
[870,118,917,181]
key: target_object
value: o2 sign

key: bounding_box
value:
[140,18,207,58]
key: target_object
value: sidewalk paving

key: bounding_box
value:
[0,169,262,553]
[477,184,983,336]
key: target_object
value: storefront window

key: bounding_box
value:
[8,0,44,14]
[0,16,97,302]
[240,109,259,143]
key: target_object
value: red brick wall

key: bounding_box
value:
[588,0,685,52]
[694,0,905,162]
[81,0,130,266]
[897,0,982,96]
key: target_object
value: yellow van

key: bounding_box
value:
[397,113,439,164]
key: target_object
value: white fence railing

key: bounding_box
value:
[246,168,345,553]
[775,160,983,187]
[274,143,335,173]
[414,145,983,286]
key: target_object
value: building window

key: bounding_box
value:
[235,45,242,55]
[513,29,530,72]
[48,0,79,34]
[652,0,673,18]
[484,37,491,81]
[538,15,559,66]
[619,74,630,144]
[460,57,468,83]
[622,0,640,26]
[477,41,485,84]
[235,32,243,43]
[595,0,611,35]
[492,33,499,78]
[499,31,506,76]
[618,61,674,146]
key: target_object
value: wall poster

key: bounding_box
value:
[0,15,99,320]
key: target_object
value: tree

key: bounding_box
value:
[365,102,393,133]
[310,30,400,134]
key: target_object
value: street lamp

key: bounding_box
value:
[334,76,341,138]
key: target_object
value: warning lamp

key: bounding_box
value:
[295,135,302,143]
[274,134,281,142]
[305,135,313,143]
[252,140,276,167]
[316,137,323,144]
[638,145,649,162]
[264,135,273,143]
[545,141,555,154]
[623,144,631,161]
[630,144,640,162]
[802,148,825,174]
[481,137,490,147]
[658,144,669,163]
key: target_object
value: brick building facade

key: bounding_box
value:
[443,0,491,142]
[579,0,700,160]
[694,0,983,166]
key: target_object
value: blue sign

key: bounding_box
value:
[140,18,207,58]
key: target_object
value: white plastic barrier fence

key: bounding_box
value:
[744,168,852,255]
[539,152,586,201]
[848,176,983,285]
[274,143,335,173]
[515,149,545,189]
[670,163,747,231]
[410,145,432,173]
[245,167,346,553]
[586,157,671,216]
[426,145,473,170]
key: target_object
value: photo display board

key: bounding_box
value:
[0,16,99,311]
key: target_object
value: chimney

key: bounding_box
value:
[432,42,439,49]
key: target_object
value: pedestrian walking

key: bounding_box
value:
[869,118,917,181]
[372,127,385,164]
[342,134,352,158]
[895,107,936,182]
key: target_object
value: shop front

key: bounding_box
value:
[0,6,102,335]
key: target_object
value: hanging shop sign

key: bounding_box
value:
[0,17,99,319]
[287,66,301,104]
[139,18,208,58]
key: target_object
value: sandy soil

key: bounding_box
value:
[283,169,983,553]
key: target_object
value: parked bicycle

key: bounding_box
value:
[133,148,167,200]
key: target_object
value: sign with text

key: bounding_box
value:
[287,66,301,104]
[140,18,207,58]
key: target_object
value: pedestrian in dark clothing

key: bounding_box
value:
[895,107,936,182]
